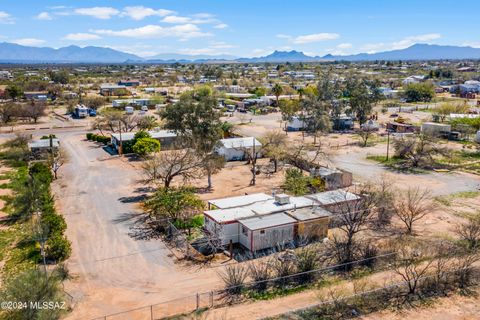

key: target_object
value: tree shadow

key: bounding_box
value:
[118,194,148,203]
[112,211,163,241]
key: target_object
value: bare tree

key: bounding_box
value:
[48,147,67,180]
[455,217,480,250]
[21,101,47,123]
[142,147,204,188]
[357,127,376,147]
[393,134,446,168]
[233,139,262,186]
[394,187,434,235]
[248,261,271,292]
[393,246,433,297]
[260,131,287,172]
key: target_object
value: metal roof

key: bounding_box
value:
[208,193,273,209]
[111,130,177,142]
[28,139,60,149]
[239,212,296,230]
[287,207,332,221]
[251,196,316,215]
[306,190,360,206]
[219,137,262,149]
[204,207,256,223]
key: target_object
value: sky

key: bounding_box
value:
[1,0,480,58]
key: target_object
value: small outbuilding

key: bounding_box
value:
[238,213,296,252]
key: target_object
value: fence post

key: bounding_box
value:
[210,291,214,307]
[151,305,153,320]
[196,293,200,311]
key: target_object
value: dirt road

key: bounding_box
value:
[55,133,222,319]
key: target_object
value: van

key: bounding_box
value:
[125,106,134,114]
[141,105,149,112]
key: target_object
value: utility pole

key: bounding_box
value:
[386,130,390,160]
[252,137,256,186]
[118,120,123,156]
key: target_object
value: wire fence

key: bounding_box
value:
[91,252,397,320]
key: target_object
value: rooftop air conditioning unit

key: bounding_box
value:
[275,194,290,205]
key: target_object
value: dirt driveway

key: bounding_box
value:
[330,143,480,196]
[55,133,222,319]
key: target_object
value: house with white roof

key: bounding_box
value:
[216,137,262,161]
[203,190,360,251]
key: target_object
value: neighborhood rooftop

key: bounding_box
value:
[111,130,177,142]
[239,212,297,230]
[207,192,274,209]
[219,137,262,149]
[28,139,60,149]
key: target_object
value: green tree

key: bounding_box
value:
[271,83,283,107]
[132,137,161,156]
[5,84,23,101]
[279,100,300,134]
[161,86,224,188]
[346,77,382,124]
[49,69,70,85]
[403,82,435,102]
[284,168,310,196]
[1,268,68,320]
[144,186,204,231]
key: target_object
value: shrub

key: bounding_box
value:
[45,233,71,262]
[86,133,93,140]
[29,162,53,184]
[132,137,160,156]
[41,212,67,236]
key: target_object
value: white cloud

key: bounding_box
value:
[178,48,224,55]
[391,33,441,49]
[161,13,219,25]
[292,33,340,44]
[74,7,120,19]
[121,6,174,20]
[337,43,352,49]
[161,15,192,24]
[0,11,14,24]
[463,42,480,48]
[36,12,53,20]
[214,23,228,29]
[63,33,101,41]
[93,24,211,40]
[12,38,46,46]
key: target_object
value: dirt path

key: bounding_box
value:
[55,133,223,319]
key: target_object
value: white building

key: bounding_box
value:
[216,137,262,161]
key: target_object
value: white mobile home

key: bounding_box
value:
[216,137,262,161]
[286,116,306,131]
[110,130,177,151]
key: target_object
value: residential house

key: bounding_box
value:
[216,137,262,161]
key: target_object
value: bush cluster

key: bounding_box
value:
[86,133,110,144]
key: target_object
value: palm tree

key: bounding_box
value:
[272,83,283,107]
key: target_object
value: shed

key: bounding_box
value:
[421,122,451,136]
[310,167,353,190]
[306,190,361,214]
[238,213,296,252]
[216,137,262,161]
[28,138,60,158]
[286,207,331,240]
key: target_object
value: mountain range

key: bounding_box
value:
[1,42,480,64]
